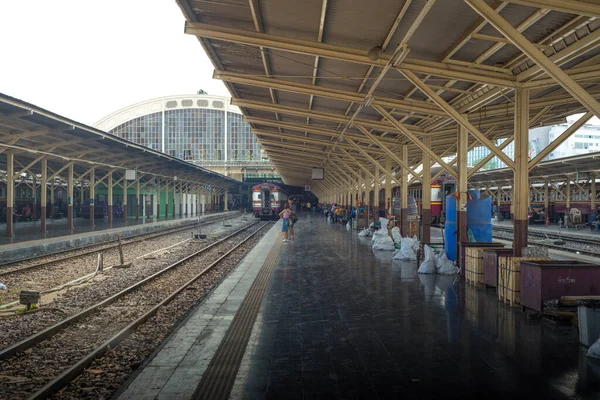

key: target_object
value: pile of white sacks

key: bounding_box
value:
[417,245,459,275]
[365,217,459,275]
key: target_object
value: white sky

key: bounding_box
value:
[0,0,229,126]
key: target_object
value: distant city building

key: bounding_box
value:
[465,115,600,170]
[94,94,274,181]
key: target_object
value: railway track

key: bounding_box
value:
[0,220,271,400]
[0,212,239,276]
[492,225,600,258]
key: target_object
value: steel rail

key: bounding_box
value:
[0,219,262,360]
[28,221,271,400]
[0,211,240,276]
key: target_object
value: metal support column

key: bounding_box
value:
[458,122,468,260]
[40,159,47,233]
[136,178,141,221]
[123,179,128,223]
[566,180,571,211]
[155,181,160,220]
[422,137,431,242]
[401,145,408,236]
[89,167,95,228]
[544,183,549,225]
[6,153,14,237]
[67,163,74,231]
[385,156,392,216]
[185,184,189,216]
[374,165,380,217]
[32,175,37,221]
[592,174,597,212]
[514,89,529,257]
[179,183,183,217]
[50,181,55,219]
[224,187,229,211]
[165,181,170,219]
[108,172,113,224]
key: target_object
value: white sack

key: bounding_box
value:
[393,237,417,260]
[358,228,370,237]
[391,227,402,243]
[437,251,459,275]
[372,236,396,251]
[588,337,600,359]
[418,245,436,274]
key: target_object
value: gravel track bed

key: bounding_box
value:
[0,217,255,351]
[492,229,600,256]
[0,222,270,400]
[55,228,270,400]
[0,215,250,306]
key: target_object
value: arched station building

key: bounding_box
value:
[94,93,275,182]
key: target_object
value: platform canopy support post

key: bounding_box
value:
[566,179,571,211]
[374,165,380,218]
[514,88,529,257]
[50,180,55,219]
[544,183,549,224]
[108,172,113,224]
[179,183,183,217]
[164,181,169,219]
[458,121,468,262]
[122,175,128,223]
[32,175,37,221]
[40,158,47,233]
[67,163,74,232]
[401,145,408,237]
[6,153,14,237]
[173,183,177,218]
[385,156,392,217]
[136,177,141,221]
[89,167,95,229]
[185,183,189,216]
[224,186,229,212]
[592,174,597,213]
[422,137,431,243]
[155,180,160,221]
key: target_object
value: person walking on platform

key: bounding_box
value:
[593,206,600,232]
[288,197,298,240]
[279,203,294,242]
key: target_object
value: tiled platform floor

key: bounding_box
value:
[229,213,600,399]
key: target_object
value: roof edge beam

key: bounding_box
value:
[185,22,517,88]
[501,0,600,18]
[464,0,600,121]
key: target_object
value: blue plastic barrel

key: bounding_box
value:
[444,190,492,261]
[444,195,457,261]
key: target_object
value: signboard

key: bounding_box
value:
[304,185,311,192]
[125,169,137,181]
[311,167,324,180]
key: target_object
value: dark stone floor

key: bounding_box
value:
[232,212,600,399]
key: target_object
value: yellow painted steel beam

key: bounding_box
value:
[354,125,422,180]
[501,0,600,18]
[528,111,594,169]
[185,22,518,88]
[340,141,396,182]
[214,70,447,118]
[374,106,458,179]
[465,0,600,121]
[234,98,411,134]
[401,69,516,169]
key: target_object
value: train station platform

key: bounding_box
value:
[118,212,600,400]
[0,211,240,264]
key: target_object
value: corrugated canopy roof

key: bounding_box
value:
[176,0,600,195]
[0,93,241,190]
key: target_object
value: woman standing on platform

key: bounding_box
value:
[279,203,294,242]
[288,198,298,240]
